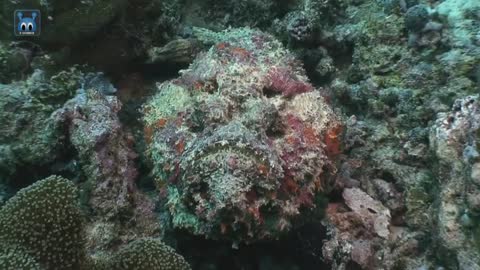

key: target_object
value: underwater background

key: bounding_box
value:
[0,0,480,269]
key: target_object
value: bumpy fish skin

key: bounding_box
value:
[144,28,341,243]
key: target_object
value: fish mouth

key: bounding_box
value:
[173,122,285,233]
[179,121,284,190]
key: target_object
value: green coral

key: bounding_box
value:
[0,244,43,270]
[110,238,191,270]
[0,176,191,270]
[0,175,86,270]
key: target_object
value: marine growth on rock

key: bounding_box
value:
[1,0,480,268]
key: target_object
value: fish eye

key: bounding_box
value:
[21,23,26,31]
[28,23,33,31]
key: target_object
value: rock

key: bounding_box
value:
[405,5,430,33]
[351,240,374,269]
[53,78,160,254]
[430,95,480,268]
[343,187,391,238]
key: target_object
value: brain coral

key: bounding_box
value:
[0,175,86,270]
[144,28,341,243]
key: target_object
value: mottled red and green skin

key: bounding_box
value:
[144,28,341,243]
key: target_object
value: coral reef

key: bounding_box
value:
[0,67,84,184]
[0,244,43,270]
[317,0,479,268]
[0,175,191,270]
[430,95,480,269]
[405,5,430,32]
[286,11,315,43]
[110,238,191,270]
[0,0,479,268]
[52,80,160,253]
[436,0,480,47]
[404,4,443,47]
[144,27,340,243]
[0,65,161,256]
[54,83,135,218]
[0,175,86,270]
[323,187,395,269]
